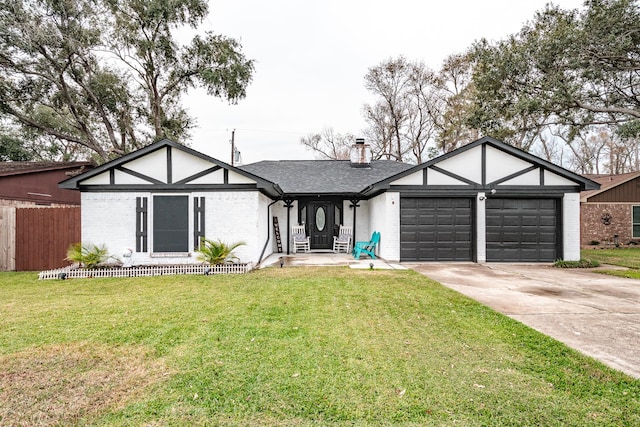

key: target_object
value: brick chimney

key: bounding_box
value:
[350,138,371,168]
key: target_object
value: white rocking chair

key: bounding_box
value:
[333,225,352,253]
[291,225,310,253]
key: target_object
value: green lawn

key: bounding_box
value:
[1,268,638,426]
[581,247,640,278]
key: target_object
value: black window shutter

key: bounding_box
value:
[194,197,205,250]
[136,197,148,252]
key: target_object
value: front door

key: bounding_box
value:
[308,201,334,249]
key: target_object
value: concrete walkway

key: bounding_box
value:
[409,263,640,378]
[260,252,406,270]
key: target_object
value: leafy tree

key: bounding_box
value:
[0,129,33,161]
[469,0,640,149]
[0,0,254,162]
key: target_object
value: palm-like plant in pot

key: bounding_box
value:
[196,238,246,265]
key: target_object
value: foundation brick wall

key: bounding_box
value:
[580,203,636,246]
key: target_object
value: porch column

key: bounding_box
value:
[350,198,360,245]
[283,199,294,255]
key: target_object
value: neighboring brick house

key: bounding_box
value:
[580,171,640,246]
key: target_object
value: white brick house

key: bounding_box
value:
[61,137,598,265]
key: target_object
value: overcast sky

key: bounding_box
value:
[185,0,587,164]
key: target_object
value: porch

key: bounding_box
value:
[260,251,406,270]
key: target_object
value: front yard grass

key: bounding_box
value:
[581,247,640,279]
[1,268,638,426]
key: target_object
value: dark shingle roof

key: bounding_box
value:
[0,161,93,177]
[239,160,413,195]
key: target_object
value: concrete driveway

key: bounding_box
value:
[410,263,640,378]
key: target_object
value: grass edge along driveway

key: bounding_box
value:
[1,268,638,426]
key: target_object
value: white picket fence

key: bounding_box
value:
[39,263,253,280]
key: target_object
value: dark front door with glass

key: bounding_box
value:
[299,199,343,250]
[308,201,333,249]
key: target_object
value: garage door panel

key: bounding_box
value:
[437,216,454,226]
[486,217,502,227]
[486,198,559,262]
[538,199,556,209]
[539,232,556,243]
[401,216,418,226]
[539,217,557,226]
[501,215,522,226]
[400,197,473,261]
[521,215,541,226]
[456,231,472,240]
[456,216,472,226]
[416,216,435,224]
[520,232,541,243]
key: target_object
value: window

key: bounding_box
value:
[153,195,189,252]
[633,206,640,238]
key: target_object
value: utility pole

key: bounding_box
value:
[230,129,235,166]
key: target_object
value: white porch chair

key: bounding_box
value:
[332,225,352,253]
[291,225,310,253]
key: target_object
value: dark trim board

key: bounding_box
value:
[75,184,264,192]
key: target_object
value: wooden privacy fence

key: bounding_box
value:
[0,206,80,271]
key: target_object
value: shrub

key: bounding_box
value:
[553,258,600,268]
[65,243,116,269]
[590,240,600,246]
[196,238,245,265]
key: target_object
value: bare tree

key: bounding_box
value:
[431,53,480,155]
[363,57,413,162]
[300,128,354,160]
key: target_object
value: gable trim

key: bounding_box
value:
[167,146,173,184]
[429,164,477,186]
[59,139,283,198]
[174,166,223,185]
[366,136,600,193]
[116,166,164,185]
[489,165,539,186]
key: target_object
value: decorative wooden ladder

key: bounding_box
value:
[273,217,283,253]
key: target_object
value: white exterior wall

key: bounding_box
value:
[476,193,486,263]
[81,192,146,263]
[368,192,400,261]
[255,193,273,262]
[202,191,264,264]
[82,191,268,266]
[562,192,581,261]
[354,200,370,242]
